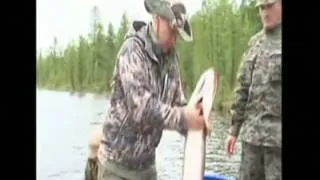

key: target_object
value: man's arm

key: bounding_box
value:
[167,66,188,135]
[229,48,255,137]
[118,48,188,132]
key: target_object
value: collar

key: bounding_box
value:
[146,23,176,63]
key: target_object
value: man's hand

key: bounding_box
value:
[183,103,205,130]
[225,135,237,158]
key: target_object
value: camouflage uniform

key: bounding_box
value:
[229,0,282,179]
[85,158,98,180]
[84,125,102,180]
[97,0,193,180]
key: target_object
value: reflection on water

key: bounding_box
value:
[36,89,241,180]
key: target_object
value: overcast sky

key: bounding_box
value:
[36,0,204,53]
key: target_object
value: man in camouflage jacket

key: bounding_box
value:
[225,0,282,180]
[97,0,206,180]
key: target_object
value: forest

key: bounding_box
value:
[36,0,262,117]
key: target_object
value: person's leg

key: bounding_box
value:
[264,146,282,180]
[238,141,265,180]
[97,160,157,180]
[140,165,157,180]
[84,158,98,180]
[97,161,125,180]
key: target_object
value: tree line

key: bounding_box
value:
[36,0,261,117]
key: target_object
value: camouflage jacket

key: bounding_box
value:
[229,25,282,148]
[98,21,188,170]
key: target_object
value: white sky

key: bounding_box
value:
[36,0,204,53]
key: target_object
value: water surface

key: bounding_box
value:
[36,89,241,180]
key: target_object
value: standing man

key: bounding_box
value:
[225,0,282,180]
[97,0,206,180]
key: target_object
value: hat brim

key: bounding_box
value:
[177,19,193,42]
[255,1,277,7]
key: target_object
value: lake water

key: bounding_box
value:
[36,89,241,180]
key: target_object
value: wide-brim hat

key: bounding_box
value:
[256,0,278,7]
[144,0,193,42]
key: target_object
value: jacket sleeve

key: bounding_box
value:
[172,52,188,107]
[167,65,188,135]
[229,48,256,137]
[118,49,188,134]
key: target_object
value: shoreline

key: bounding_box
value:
[37,87,231,121]
[37,87,109,98]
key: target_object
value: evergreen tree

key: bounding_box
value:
[36,0,261,117]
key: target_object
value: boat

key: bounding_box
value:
[203,172,236,180]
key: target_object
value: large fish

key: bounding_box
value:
[182,68,219,180]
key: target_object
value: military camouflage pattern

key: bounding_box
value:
[97,21,188,171]
[85,158,98,180]
[144,0,175,21]
[239,141,281,180]
[229,25,282,148]
[144,0,193,42]
[97,160,157,180]
[256,0,278,6]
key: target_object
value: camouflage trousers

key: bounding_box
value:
[239,141,282,180]
[85,158,99,180]
[97,159,157,180]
